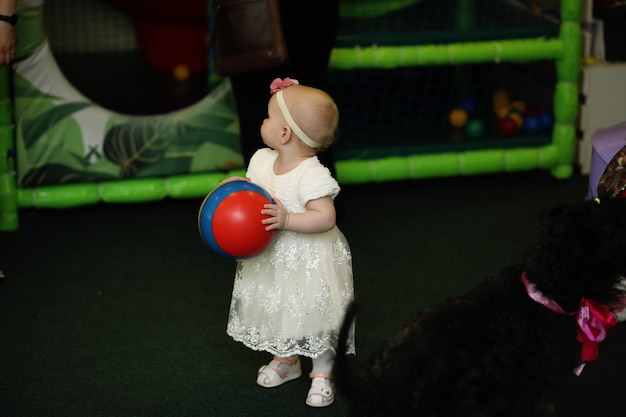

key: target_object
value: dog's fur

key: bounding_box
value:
[334,198,626,417]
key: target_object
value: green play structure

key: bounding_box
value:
[0,0,581,230]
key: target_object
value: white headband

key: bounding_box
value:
[276,90,321,149]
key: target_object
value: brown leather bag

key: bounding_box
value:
[212,0,289,76]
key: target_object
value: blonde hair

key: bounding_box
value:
[282,85,339,150]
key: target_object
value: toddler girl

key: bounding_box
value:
[223,77,355,407]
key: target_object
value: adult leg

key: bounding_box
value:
[229,0,340,173]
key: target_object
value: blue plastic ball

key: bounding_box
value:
[539,111,554,132]
[458,98,476,116]
[523,114,542,134]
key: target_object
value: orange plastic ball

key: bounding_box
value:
[495,104,510,119]
[449,108,468,128]
[173,65,191,81]
[492,89,509,103]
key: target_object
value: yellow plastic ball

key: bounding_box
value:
[173,65,191,82]
[493,97,509,108]
[449,108,468,128]
[495,104,510,119]
[492,88,509,103]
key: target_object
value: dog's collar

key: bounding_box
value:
[521,272,617,376]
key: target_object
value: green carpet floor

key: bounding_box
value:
[2,171,626,416]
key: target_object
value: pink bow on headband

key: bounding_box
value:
[270,77,299,95]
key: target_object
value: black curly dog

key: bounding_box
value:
[334,198,626,417]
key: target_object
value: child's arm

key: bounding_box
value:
[262,196,336,233]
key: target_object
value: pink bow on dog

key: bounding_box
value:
[573,298,617,375]
[522,272,618,375]
[270,77,299,94]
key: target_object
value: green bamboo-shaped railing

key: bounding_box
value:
[0,0,581,229]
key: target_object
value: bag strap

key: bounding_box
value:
[207,0,219,89]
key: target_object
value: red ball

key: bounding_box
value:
[198,181,276,260]
[498,116,518,137]
[525,104,541,116]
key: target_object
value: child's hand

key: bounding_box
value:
[261,198,290,231]
[217,176,249,187]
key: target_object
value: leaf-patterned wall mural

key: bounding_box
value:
[13,1,243,188]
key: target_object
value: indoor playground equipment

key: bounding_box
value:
[0,0,581,230]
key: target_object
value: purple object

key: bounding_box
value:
[586,121,626,200]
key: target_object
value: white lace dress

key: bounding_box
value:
[226,148,356,358]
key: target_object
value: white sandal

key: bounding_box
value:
[256,356,301,388]
[306,372,334,407]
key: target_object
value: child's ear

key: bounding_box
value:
[281,126,292,144]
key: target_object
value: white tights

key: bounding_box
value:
[311,350,335,374]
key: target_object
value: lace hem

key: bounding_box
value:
[227,328,356,359]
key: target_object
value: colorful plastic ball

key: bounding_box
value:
[449,108,468,128]
[539,111,554,131]
[173,64,191,81]
[507,110,524,127]
[458,98,476,116]
[495,104,510,119]
[525,104,541,116]
[465,119,484,138]
[523,114,542,134]
[198,180,276,260]
[492,88,509,103]
[498,116,518,137]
